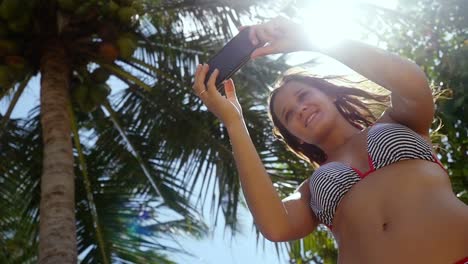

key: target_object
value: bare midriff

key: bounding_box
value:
[331,159,468,264]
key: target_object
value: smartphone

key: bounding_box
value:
[204,27,262,90]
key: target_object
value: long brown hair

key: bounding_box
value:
[268,68,390,167]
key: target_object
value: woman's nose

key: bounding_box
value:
[298,105,308,119]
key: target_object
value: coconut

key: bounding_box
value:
[108,0,120,14]
[72,84,88,104]
[89,83,111,105]
[98,23,118,41]
[116,36,137,59]
[131,2,144,13]
[57,0,77,12]
[75,1,97,16]
[8,14,31,33]
[118,0,134,7]
[90,67,110,83]
[5,55,28,79]
[0,39,17,56]
[117,7,137,25]
[120,32,138,42]
[5,56,26,68]
[79,99,98,112]
[0,22,8,37]
[72,84,97,112]
[99,42,119,62]
[0,0,22,21]
[0,65,13,89]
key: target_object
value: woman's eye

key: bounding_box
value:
[285,111,291,122]
[298,91,307,102]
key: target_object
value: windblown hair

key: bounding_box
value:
[268,68,391,167]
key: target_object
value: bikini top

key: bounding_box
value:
[308,122,444,228]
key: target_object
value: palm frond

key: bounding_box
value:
[0,112,42,263]
[0,74,32,137]
[69,105,109,264]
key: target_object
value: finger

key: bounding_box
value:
[224,79,237,100]
[207,68,219,94]
[251,44,278,59]
[192,64,202,91]
[249,26,259,46]
[195,64,210,92]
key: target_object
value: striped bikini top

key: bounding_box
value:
[309,123,444,228]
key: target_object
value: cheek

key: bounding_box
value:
[323,102,340,119]
[328,104,340,118]
[288,123,305,139]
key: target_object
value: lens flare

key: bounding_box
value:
[299,1,361,49]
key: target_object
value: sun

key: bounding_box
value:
[284,0,398,74]
[298,0,397,49]
[299,1,361,49]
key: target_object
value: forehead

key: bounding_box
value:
[272,81,316,114]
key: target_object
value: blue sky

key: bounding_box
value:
[0,56,347,264]
[0,74,287,264]
[170,207,287,264]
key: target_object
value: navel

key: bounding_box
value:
[382,222,389,231]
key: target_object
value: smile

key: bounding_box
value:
[305,112,318,127]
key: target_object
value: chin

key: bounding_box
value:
[307,112,338,144]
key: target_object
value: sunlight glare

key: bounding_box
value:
[287,0,398,73]
[299,0,361,49]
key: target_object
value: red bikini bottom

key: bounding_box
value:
[455,256,468,264]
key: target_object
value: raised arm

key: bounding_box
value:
[318,40,434,136]
[248,17,434,136]
[192,65,318,241]
[227,119,318,241]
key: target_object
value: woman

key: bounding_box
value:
[192,17,468,264]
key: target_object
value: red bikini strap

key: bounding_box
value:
[432,153,448,174]
[454,256,468,264]
[367,153,375,171]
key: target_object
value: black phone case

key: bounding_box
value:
[204,27,262,90]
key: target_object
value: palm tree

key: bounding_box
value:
[0,0,216,261]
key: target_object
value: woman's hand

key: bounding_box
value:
[192,64,244,127]
[245,16,314,59]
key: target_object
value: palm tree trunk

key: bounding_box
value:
[38,41,76,263]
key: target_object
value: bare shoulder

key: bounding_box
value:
[374,108,432,143]
[378,89,434,138]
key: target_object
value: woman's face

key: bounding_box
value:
[272,81,340,145]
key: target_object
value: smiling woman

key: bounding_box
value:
[268,69,390,166]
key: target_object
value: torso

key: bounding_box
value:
[316,123,468,263]
[333,160,468,264]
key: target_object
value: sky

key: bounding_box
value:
[0,0,397,263]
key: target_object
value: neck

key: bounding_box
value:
[316,119,362,159]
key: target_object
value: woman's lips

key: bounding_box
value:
[305,112,318,127]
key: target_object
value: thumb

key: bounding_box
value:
[224,79,237,100]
